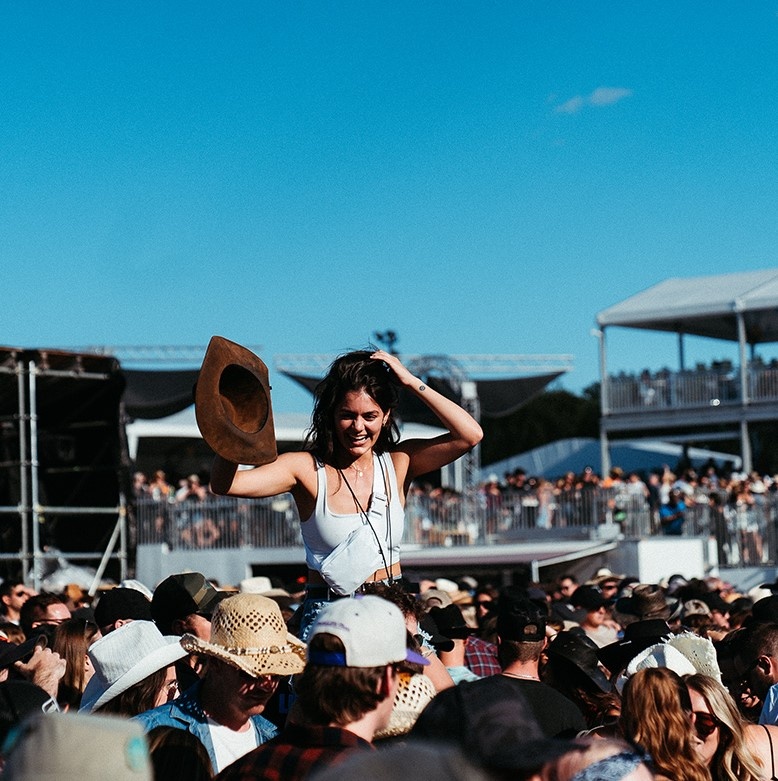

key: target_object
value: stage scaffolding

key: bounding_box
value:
[0,348,128,592]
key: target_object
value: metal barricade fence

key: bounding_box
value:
[135,496,303,550]
[134,489,778,565]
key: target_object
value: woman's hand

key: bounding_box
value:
[370,350,483,483]
[370,350,418,388]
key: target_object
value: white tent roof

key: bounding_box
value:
[596,269,778,342]
[483,437,741,481]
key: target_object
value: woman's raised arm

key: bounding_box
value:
[370,350,483,481]
[210,451,309,499]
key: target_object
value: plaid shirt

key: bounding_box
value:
[214,723,373,781]
[465,635,501,677]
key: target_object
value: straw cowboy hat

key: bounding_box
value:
[80,620,188,713]
[181,593,306,677]
[374,672,437,740]
[195,335,277,466]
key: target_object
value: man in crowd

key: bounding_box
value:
[414,588,585,739]
[216,595,428,780]
[151,571,225,640]
[660,488,687,535]
[19,594,70,641]
[550,574,583,624]
[94,587,153,635]
[136,593,305,774]
[0,633,66,700]
[570,585,619,647]
[427,604,480,683]
[733,619,778,724]
[151,571,227,688]
[0,580,35,625]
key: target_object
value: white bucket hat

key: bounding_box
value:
[80,620,187,713]
[181,593,306,677]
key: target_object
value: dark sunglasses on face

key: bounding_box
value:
[694,711,720,739]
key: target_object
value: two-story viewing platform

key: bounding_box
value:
[596,269,778,474]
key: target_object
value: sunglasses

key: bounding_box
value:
[694,711,720,739]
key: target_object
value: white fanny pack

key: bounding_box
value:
[318,490,388,596]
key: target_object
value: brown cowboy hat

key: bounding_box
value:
[195,336,277,465]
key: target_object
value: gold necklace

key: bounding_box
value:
[349,460,369,480]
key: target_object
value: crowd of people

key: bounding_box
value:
[5,563,778,778]
[132,460,778,565]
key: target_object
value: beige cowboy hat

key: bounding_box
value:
[195,335,277,466]
[181,593,306,677]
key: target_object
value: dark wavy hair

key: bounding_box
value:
[304,351,401,462]
[94,666,168,717]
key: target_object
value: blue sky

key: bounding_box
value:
[3,2,778,412]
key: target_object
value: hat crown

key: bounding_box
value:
[89,621,175,684]
[209,593,288,650]
[310,596,408,667]
[195,336,277,466]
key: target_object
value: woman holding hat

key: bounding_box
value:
[211,349,482,637]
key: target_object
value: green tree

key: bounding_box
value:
[481,385,600,466]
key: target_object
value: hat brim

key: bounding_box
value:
[181,631,306,677]
[195,336,277,466]
[598,634,670,676]
[80,635,188,713]
[405,648,430,667]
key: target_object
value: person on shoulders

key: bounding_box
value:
[209,345,482,638]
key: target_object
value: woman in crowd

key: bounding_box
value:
[79,620,186,717]
[685,673,770,781]
[52,617,100,710]
[211,349,482,637]
[620,667,710,781]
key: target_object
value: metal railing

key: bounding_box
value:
[606,363,778,414]
[134,488,778,567]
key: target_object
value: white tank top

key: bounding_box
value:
[300,452,404,573]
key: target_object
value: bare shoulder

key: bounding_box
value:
[745,722,778,754]
[224,450,317,498]
[280,451,318,490]
[281,450,317,471]
[388,449,412,482]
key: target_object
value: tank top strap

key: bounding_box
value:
[313,457,327,519]
[376,452,400,503]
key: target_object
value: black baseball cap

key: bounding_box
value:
[151,573,225,634]
[94,588,152,629]
[571,585,609,612]
[496,589,546,642]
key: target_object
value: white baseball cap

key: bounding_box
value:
[309,595,428,668]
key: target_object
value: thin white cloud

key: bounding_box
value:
[556,95,584,114]
[589,87,632,106]
[554,86,632,114]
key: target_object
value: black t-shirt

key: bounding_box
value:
[413,673,585,744]
[494,676,586,738]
